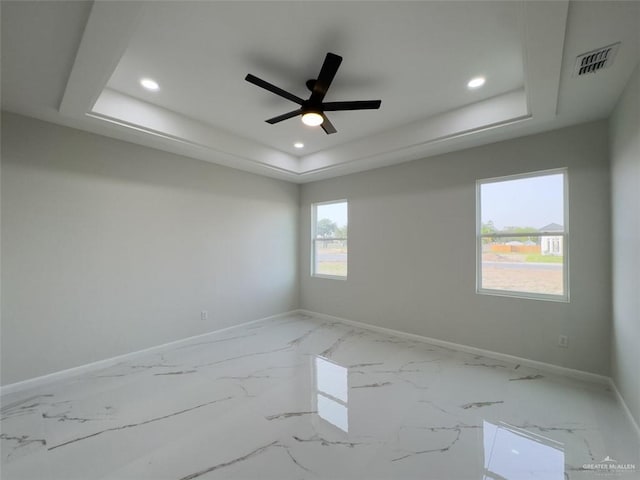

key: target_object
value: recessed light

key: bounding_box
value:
[140,78,160,91]
[467,76,486,89]
[294,142,304,149]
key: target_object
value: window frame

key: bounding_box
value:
[476,168,569,302]
[311,199,348,280]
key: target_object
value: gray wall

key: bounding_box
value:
[1,112,299,385]
[300,121,612,375]
[1,110,623,386]
[610,64,640,426]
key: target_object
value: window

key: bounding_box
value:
[312,200,348,278]
[477,169,568,301]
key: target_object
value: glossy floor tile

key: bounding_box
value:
[1,313,638,479]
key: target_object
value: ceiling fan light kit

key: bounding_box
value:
[245,52,382,135]
[301,111,324,126]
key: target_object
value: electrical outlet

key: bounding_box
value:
[558,335,569,348]
[201,311,208,321]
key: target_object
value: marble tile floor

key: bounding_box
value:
[1,313,638,480]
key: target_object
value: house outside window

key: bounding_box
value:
[540,223,564,256]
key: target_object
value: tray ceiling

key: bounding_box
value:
[2,1,639,182]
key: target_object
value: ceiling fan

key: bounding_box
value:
[245,52,381,135]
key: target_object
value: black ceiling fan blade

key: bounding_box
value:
[245,74,305,105]
[322,100,382,111]
[320,114,337,135]
[309,53,343,104]
[265,109,303,124]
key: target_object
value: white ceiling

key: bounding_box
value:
[2,1,639,183]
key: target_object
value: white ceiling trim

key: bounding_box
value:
[520,0,570,120]
[57,1,569,183]
[59,1,144,117]
[92,89,300,173]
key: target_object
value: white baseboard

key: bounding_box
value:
[609,378,640,439]
[296,309,611,386]
[0,310,299,397]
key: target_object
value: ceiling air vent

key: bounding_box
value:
[574,42,620,76]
